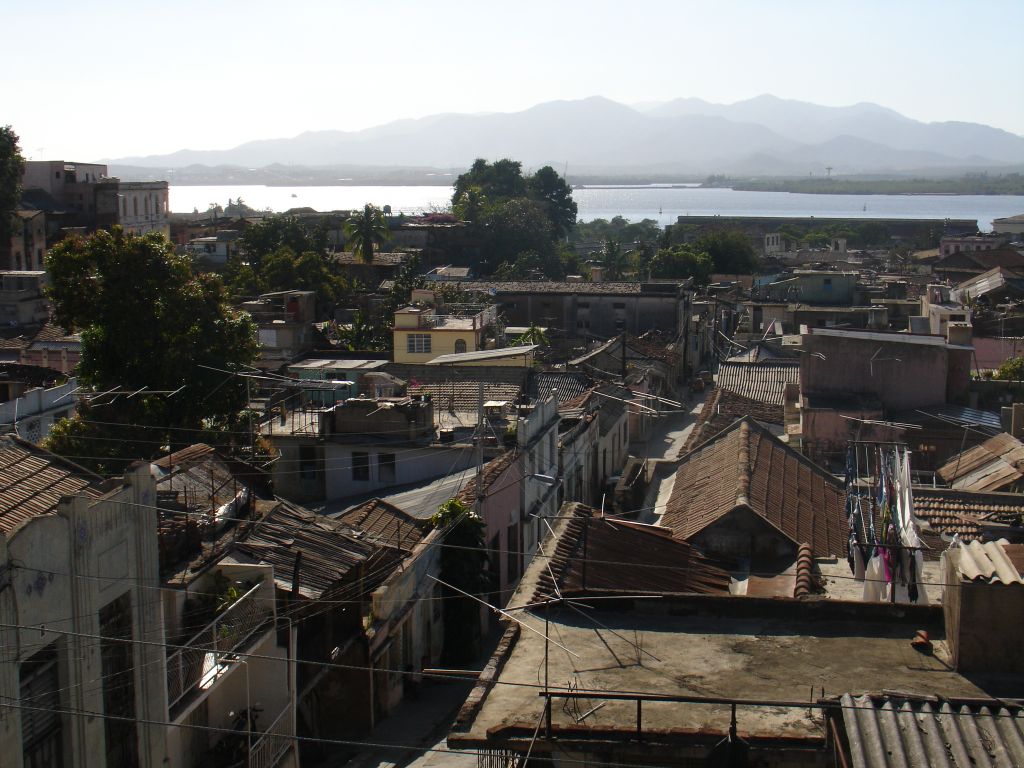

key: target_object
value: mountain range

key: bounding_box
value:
[109,95,1024,179]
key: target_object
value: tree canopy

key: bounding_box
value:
[44,228,257,472]
[451,159,578,278]
[0,126,25,251]
[689,229,759,274]
[239,214,327,271]
[649,245,713,284]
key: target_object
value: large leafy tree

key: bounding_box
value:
[0,126,25,252]
[239,214,327,271]
[527,165,577,237]
[650,245,714,284]
[343,203,389,263]
[44,228,257,472]
[694,229,759,274]
[452,160,577,273]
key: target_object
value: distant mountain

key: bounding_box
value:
[109,95,1024,177]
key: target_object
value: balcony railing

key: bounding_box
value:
[249,702,294,768]
[166,582,272,709]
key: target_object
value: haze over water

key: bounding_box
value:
[170,185,1024,231]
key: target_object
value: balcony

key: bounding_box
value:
[166,581,273,710]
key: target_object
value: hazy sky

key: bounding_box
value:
[3,0,1022,162]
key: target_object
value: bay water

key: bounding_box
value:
[169,185,1024,231]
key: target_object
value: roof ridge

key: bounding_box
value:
[737,420,751,506]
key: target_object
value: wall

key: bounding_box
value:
[943,553,1024,674]
[495,290,686,340]
[690,506,795,560]
[367,529,444,723]
[392,329,479,364]
[518,396,560,561]
[0,377,77,444]
[323,443,474,500]
[0,467,168,768]
[800,330,966,411]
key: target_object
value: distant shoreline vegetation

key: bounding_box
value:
[702,173,1024,196]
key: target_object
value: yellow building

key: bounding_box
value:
[392,304,492,363]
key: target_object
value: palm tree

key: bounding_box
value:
[601,237,630,280]
[343,204,389,263]
[513,324,549,347]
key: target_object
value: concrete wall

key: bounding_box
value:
[943,553,1024,673]
[323,443,474,500]
[690,507,796,560]
[496,291,686,340]
[519,395,561,560]
[392,329,480,363]
[0,467,167,768]
[800,331,967,411]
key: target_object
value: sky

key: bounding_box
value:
[3,0,1023,162]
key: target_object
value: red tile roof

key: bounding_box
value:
[679,387,784,456]
[664,418,846,557]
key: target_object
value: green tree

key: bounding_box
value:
[432,498,490,664]
[343,204,389,264]
[0,126,25,252]
[480,198,556,270]
[694,229,758,274]
[513,324,549,346]
[649,245,714,284]
[527,165,578,237]
[453,158,527,202]
[600,238,630,280]
[240,215,327,271]
[995,357,1024,381]
[338,310,389,351]
[44,228,257,473]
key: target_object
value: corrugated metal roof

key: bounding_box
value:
[335,497,426,553]
[715,360,799,406]
[0,435,103,534]
[664,418,847,558]
[937,433,1024,493]
[426,345,537,364]
[949,539,1024,585]
[837,693,1024,768]
[533,504,732,599]
[234,501,401,599]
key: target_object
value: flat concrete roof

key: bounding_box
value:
[450,514,1021,754]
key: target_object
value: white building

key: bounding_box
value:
[0,439,168,768]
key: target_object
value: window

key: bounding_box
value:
[100,593,138,768]
[578,302,590,309]
[407,334,431,354]
[823,278,832,286]
[21,644,64,768]
[378,453,396,484]
[950,314,966,322]
[615,318,626,330]
[352,451,370,481]
[299,446,317,480]
[454,339,467,354]
[613,302,626,310]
